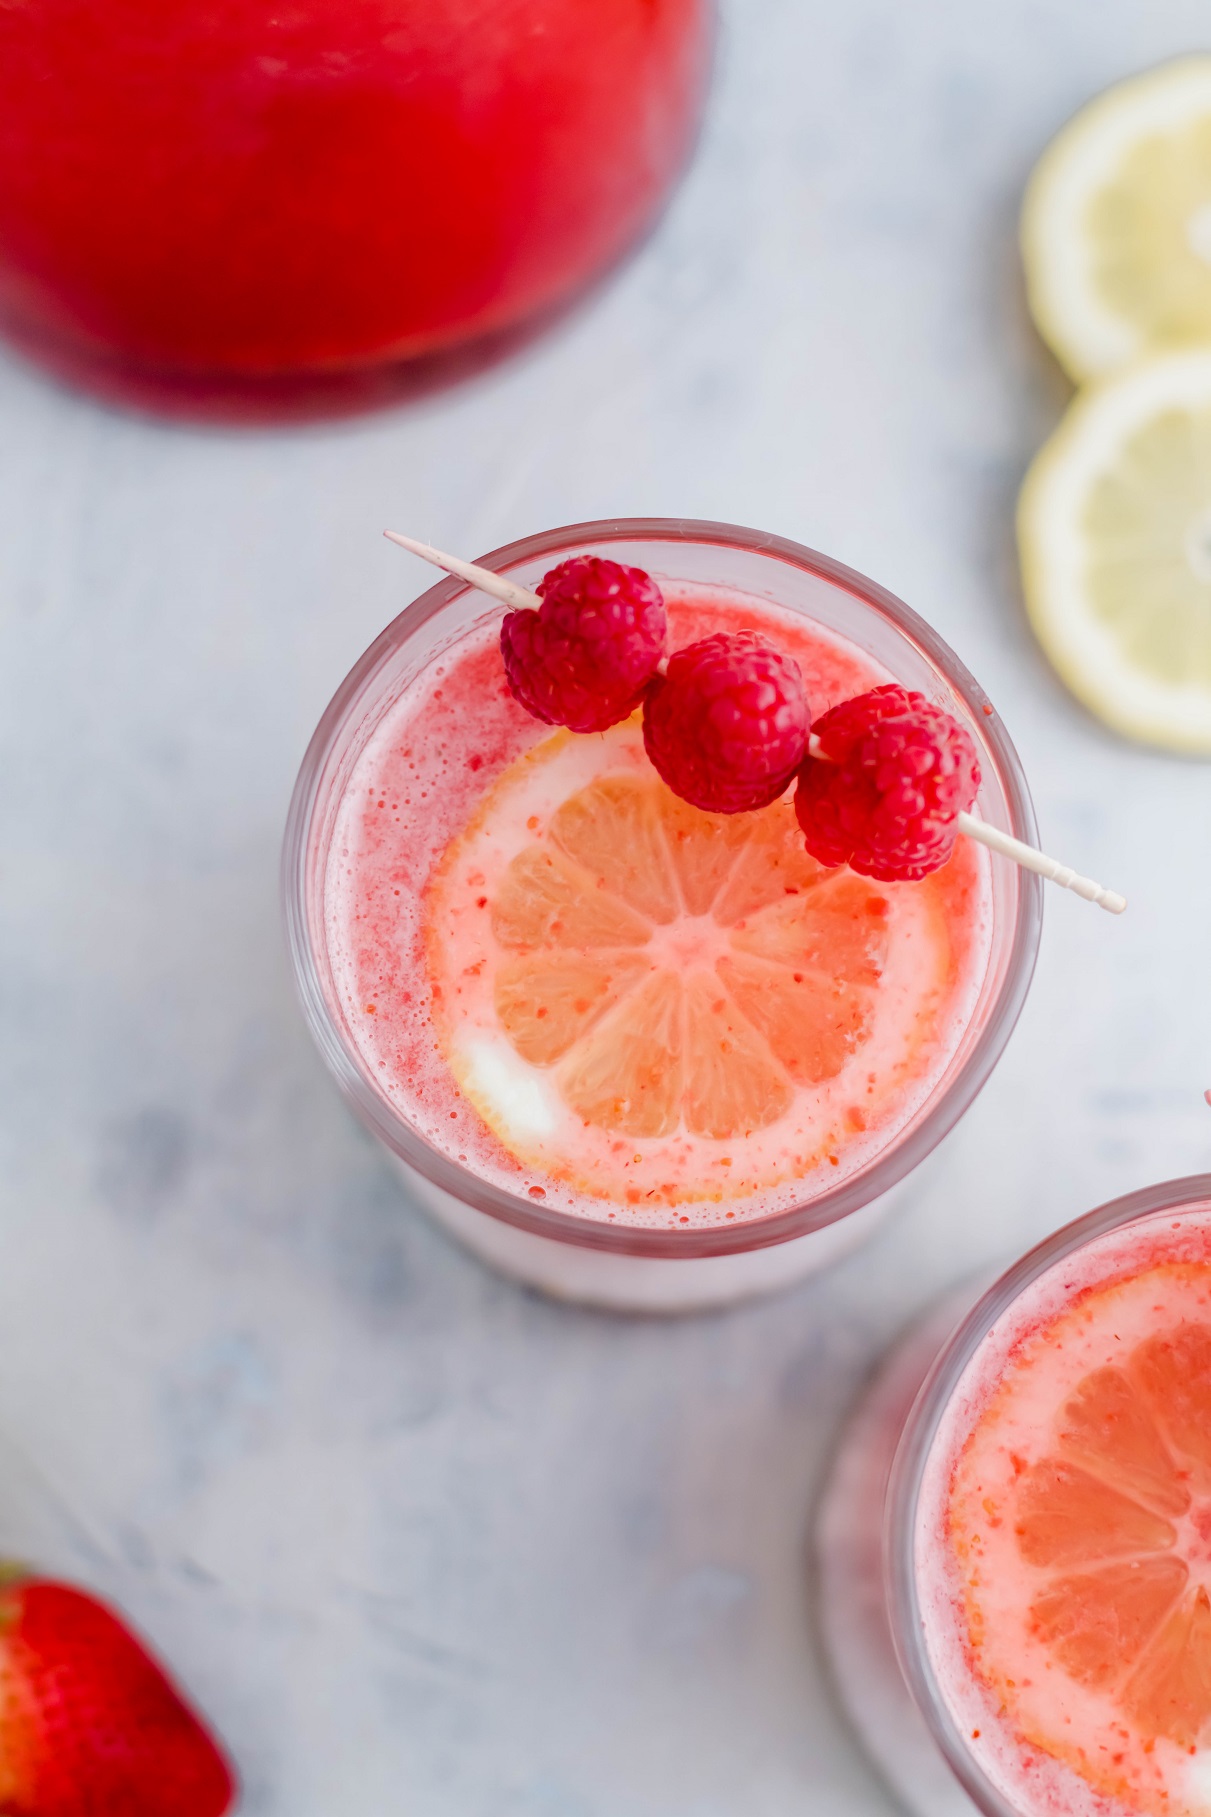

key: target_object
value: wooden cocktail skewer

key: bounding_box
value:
[385,530,1127,915]
[954,814,1123,911]
[384,531,543,610]
[803,736,1125,915]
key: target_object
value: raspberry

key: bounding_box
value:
[642,631,811,813]
[794,685,980,881]
[500,556,666,734]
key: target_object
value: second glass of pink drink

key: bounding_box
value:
[284,519,1042,1310]
[820,1176,1211,1817]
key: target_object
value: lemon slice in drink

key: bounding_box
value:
[423,716,966,1209]
[951,1268,1211,1814]
[1018,349,1211,753]
[1023,57,1211,380]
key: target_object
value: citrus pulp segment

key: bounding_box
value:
[424,717,968,1209]
[947,1257,1211,1815]
[1018,350,1211,753]
[1022,57,1211,381]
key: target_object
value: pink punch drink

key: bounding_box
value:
[820,1177,1211,1817]
[284,520,1041,1310]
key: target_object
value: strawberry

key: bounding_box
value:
[0,1570,236,1816]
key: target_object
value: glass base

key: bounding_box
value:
[392,1155,901,1313]
[0,292,583,426]
[816,1283,992,1816]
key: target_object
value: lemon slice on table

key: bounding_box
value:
[1018,349,1211,753]
[1023,56,1211,381]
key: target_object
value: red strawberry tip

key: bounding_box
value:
[0,1574,237,1817]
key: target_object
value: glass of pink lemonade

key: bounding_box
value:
[819,1176,1211,1817]
[283,518,1042,1311]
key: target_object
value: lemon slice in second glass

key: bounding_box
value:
[1018,348,1211,753]
[1023,56,1211,381]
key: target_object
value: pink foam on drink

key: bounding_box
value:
[917,1204,1211,1817]
[323,585,993,1227]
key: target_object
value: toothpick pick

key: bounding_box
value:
[384,531,541,611]
[807,734,1125,914]
[387,533,1126,915]
[954,812,1125,913]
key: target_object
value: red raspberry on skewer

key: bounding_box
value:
[388,532,1127,912]
[500,556,666,733]
[643,631,811,813]
[795,685,980,881]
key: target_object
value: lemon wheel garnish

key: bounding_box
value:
[1022,56,1211,381]
[417,717,968,1208]
[950,1268,1211,1816]
[1018,349,1211,753]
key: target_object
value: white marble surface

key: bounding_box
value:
[3,3,1211,1811]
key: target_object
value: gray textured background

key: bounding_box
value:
[2,3,1210,1811]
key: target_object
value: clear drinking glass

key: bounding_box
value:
[818,1176,1211,1817]
[282,518,1043,1310]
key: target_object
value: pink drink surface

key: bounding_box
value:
[917,1204,1211,1817]
[323,585,992,1227]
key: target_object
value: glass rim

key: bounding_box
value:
[282,515,1044,1259]
[884,1172,1211,1817]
